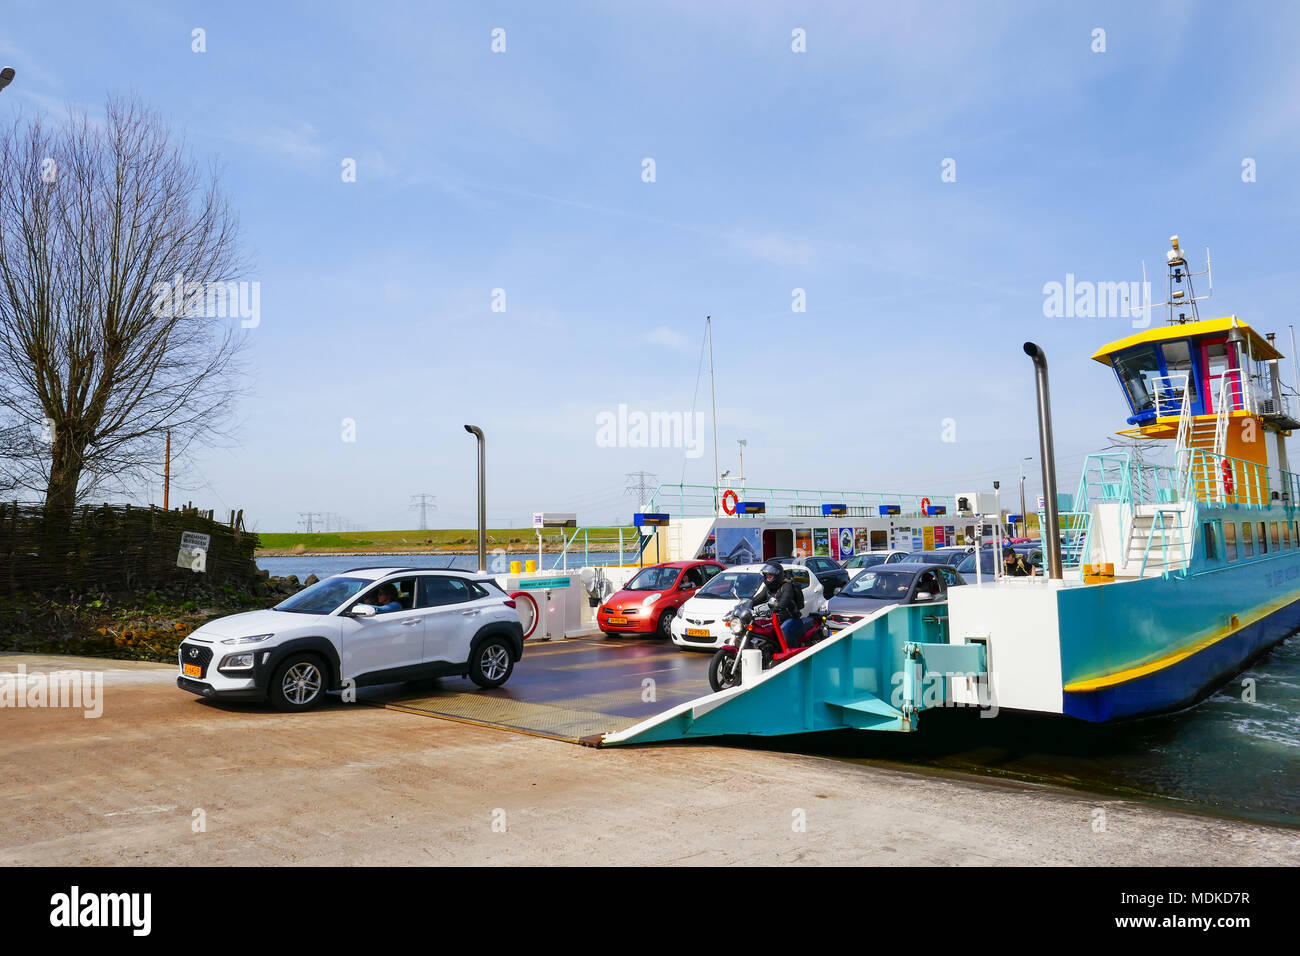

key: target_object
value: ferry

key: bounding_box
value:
[594,235,1300,745]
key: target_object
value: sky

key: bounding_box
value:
[4,1,1300,531]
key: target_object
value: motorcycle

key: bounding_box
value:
[708,599,830,692]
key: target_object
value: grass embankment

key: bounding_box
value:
[256,527,638,555]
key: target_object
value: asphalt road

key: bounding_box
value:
[2,653,1297,866]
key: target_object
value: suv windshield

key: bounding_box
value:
[274,576,370,614]
[625,566,680,591]
[842,569,913,600]
[696,571,762,600]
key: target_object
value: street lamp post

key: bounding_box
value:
[1019,456,1032,537]
[464,425,486,572]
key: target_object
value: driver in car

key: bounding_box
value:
[364,585,403,613]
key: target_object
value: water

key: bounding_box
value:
[256,551,642,580]
[254,554,1299,825]
[776,636,1300,827]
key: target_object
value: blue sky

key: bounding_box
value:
[4,1,1300,530]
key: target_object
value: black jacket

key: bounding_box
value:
[756,579,801,621]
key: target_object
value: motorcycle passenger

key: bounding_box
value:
[753,562,805,646]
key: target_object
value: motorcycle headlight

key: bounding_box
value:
[220,633,274,645]
[728,618,743,635]
[641,593,661,607]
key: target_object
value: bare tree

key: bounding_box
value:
[0,97,249,527]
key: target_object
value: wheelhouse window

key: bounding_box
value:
[1241,523,1254,558]
[1259,521,1269,555]
[1224,521,1238,561]
[1271,522,1281,551]
[1159,341,1196,408]
[1285,522,1292,549]
[1113,346,1162,416]
[1203,522,1217,561]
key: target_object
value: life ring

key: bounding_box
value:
[510,590,539,640]
[1222,460,1234,497]
[722,489,739,515]
[920,496,931,515]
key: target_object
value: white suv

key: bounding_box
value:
[177,567,524,711]
[669,562,829,650]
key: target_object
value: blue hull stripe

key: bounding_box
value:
[1063,598,1300,721]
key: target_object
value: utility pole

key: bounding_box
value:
[409,493,437,530]
[297,511,324,533]
[625,471,658,512]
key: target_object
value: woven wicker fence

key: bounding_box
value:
[0,501,260,595]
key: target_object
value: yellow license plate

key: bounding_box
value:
[686,628,711,637]
[183,663,202,677]
[607,616,629,625]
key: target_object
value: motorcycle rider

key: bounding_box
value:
[753,561,806,646]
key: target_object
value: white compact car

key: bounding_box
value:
[177,567,525,711]
[669,562,829,650]
[843,550,912,580]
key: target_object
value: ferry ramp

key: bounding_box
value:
[364,636,713,742]
[365,603,984,746]
[600,603,985,746]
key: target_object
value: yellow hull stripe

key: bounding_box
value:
[1063,590,1299,692]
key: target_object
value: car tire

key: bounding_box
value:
[268,653,327,712]
[657,608,676,640]
[469,636,514,689]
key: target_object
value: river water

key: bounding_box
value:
[256,554,1298,826]
[256,551,641,579]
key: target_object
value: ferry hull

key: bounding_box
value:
[1062,595,1300,722]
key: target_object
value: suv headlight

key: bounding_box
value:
[219,652,256,670]
[220,633,274,645]
[641,593,661,607]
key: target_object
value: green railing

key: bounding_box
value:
[645,483,946,519]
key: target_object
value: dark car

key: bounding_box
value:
[903,549,970,568]
[773,555,849,597]
[956,549,1000,578]
[825,562,964,631]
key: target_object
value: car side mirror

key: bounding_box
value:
[914,591,934,603]
[350,604,377,618]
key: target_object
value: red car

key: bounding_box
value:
[596,560,726,639]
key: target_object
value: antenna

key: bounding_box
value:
[1130,235,1214,324]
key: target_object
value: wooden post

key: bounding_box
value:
[163,429,171,510]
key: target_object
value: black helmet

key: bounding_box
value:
[760,562,784,586]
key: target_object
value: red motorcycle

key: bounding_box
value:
[708,599,829,692]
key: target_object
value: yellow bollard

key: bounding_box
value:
[509,561,521,574]
[524,559,537,573]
